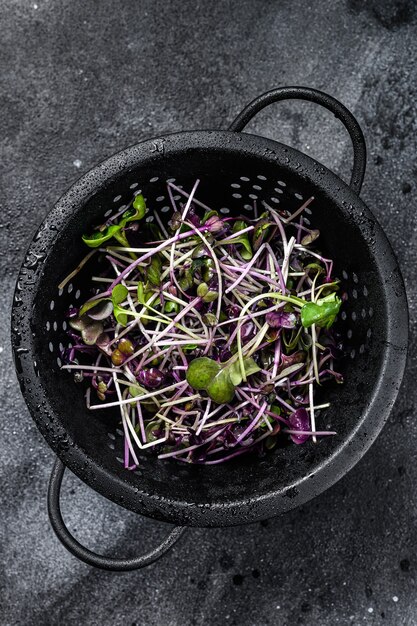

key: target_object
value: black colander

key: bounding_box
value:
[11,87,408,571]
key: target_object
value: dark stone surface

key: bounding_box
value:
[1,1,416,624]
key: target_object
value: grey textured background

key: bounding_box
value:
[1,1,416,625]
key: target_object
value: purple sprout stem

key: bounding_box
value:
[234,401,268,445]
[137,402,146,442]
[157,426,228,459]
[296,215,304,244]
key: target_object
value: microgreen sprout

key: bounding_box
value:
[60,180,343,468]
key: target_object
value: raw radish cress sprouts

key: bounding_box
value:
[59,179,343,469]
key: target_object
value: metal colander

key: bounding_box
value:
[12,87,408,571]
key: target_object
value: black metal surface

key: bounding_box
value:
[228,86,367,195]
[12,102,408,538]
[2,0,417,622]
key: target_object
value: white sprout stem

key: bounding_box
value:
[122,362,137,385]
[245,323,270,358]
[153,339,208,347]
[281,236,295,284]
[161,290,209,337]
[157,426,228,459]
[217,301,286,328]
[125,410,169,450]
[219,225,255,243]
[106,249,147,265]
[62,364,123,374]
[224,243,267,294]
[136,401,146,442]
[107,240,197,254]
[310,271,320,384]
[58,250,96,290]
[113,373,140,465]
[154,210,169,239]
[196,399,212,436]
[182,180,200,221]
[89,381,189,410]
[168,180,200,295]
[122,304,203,365]
[107,291,161,348]
[160,248,194,281]
[160,394,200,408]
[134,296,202,357]
[105,228,204,292]
[309,382,317,443]
[306,403,330,411]
[168,181,213,212]
[236,292,304,381]
[263,203,288,250]
[271,337,281,380]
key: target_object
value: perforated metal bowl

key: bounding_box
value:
[12,87,408,570]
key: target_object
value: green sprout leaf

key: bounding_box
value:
[111,284,128,305]
[202,290,218,303]
[227,357,261,386]
[178,268,193,291]
[206,370,235,404]
[301,293,342,329]
[85,299,113,321]
[69,315,90,331]
[283,326,302,351]
[182,343,198,352]
[186,357,221,390]
[81,321,104,345]
[164,300,178,314]
[186,357,235,404]
[202,261,214,284]
[119,194,146,227]
[137,281,154,305]
[82,224,122,248]
[305,262,325,275]
[147,254,162,286]
[186,356,260,404]
[113,305,128,326]
[301,229,320,246]
[202,312,217,327]
[129,383,158,411]
[231,220,253,260]
[197,282,209,298]
[79,297,109,318]
[110,284,129,326]
[252,213,272,251]
[145,420,162,442]
[137,281,146,304]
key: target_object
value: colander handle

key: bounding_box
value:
[47,458,186,571]
[229,86,366,195]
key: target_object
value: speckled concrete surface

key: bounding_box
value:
[1,1,416,625]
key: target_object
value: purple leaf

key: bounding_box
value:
[278,351,305,372]
[205,215,225,234]
[87,300,113,320]
[288,408,310,444]
[96,332,112,355]
[266,311,298,329]
[137,368,166,389]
